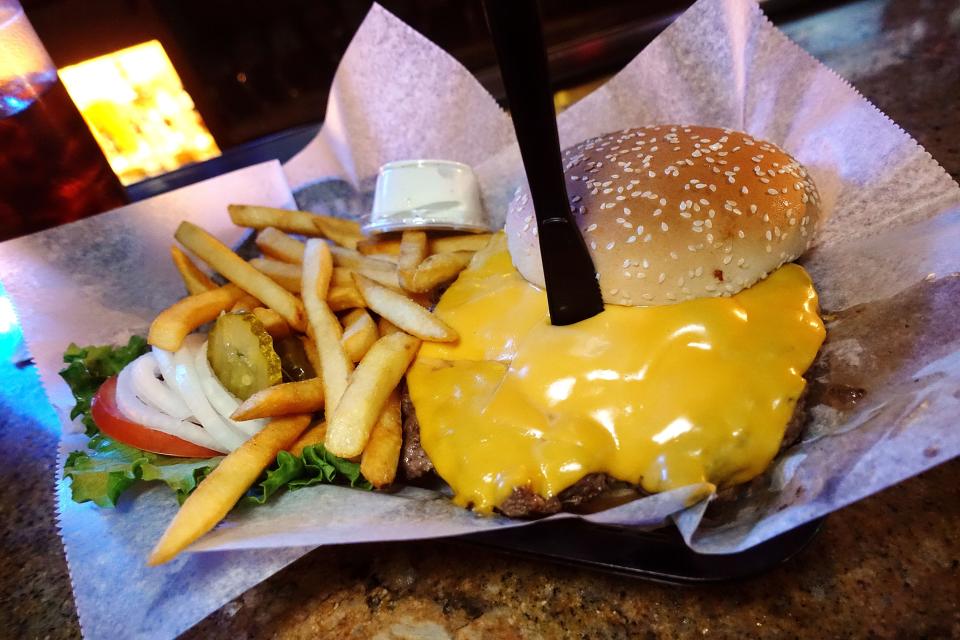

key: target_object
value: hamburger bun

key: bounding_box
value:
[505,125,822,306]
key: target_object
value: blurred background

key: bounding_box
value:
[21,0,850,187]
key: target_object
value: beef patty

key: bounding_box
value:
[398,386,808,517]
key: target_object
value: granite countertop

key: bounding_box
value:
[2,0,958,637]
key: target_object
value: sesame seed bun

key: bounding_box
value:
[505,125,822,305]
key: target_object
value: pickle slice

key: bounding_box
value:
[207,312,282,400]
[274,336,316,382]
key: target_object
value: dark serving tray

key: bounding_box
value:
[453,518,824,584]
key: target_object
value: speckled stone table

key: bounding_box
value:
[1,0,958,637]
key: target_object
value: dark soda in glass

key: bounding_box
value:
[0,71,128,242]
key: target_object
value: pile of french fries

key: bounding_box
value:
[147,205,491,564]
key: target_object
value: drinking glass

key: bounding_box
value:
[0,0,127,241]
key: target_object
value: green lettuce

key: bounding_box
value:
[248,444,372,504]
[60,335,148,436]
[59,337,371,509]
[63,435,221,507]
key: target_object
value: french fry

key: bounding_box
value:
[312,216,363,250]
[356,233,493,257]
[333,265,400,291]
[230,293,262,312]
[325,332,421,458]
[255,227,305,264]
[330,245,396,275]
[341,308,379,362]
[229,205,362,248]
[302,240,353,416]
[431,233,493,253]
[252,307,290,339]
[366,252,398,265]
[353,274,458,342]
[360,389,402,488]
[148,284,243,351]
[147,413,312,565]
[302,239,333,302]
[249,257,302,293]
[300,336,322,376]
[170,245,217,295]
[332,267,354,287]
[289,421,327,457]
[377,316,402,336]
[398,230,428,291]
[175,221,306,332]
[407,251,473,292]
[231,377,325,421]
[227,204,322,236]
[357,235,401,256]
[327,283,366,312]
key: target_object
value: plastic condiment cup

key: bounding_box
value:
[363,159,491,234]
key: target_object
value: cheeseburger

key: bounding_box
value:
[405,125,826,516]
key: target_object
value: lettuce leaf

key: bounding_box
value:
[59,336,221,507]
[248,443,372,504]
[60,335,148,436]
[59,336,369,509]
[64,433,222,507]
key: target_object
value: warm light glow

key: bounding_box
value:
[59,40,219,185]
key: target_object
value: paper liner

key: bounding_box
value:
[1,0,959,636]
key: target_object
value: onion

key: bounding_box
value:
[193,341,267,437]
[166,335,248,451]
[128,352,192,420]
[115,363,227,452]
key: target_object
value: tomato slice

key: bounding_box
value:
[91,377,221,458]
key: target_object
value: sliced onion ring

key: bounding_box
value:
[115,363,227,452]
[193,341,267,437]
[129,352,192,420]
[165,335,248,451]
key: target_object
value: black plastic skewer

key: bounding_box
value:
[482,0,604,326]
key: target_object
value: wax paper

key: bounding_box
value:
[1,0,959,637]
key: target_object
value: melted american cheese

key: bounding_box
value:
[406,234,825,514]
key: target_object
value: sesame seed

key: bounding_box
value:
[590,241,597,250]
[587,223,598,232]
[627,235,637,244]
[661,222,669,232]
[605,242,616,250]
[767,188,779,195]
[658,273,666,284]
[722,255,732,265]
[741,186,748,195]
